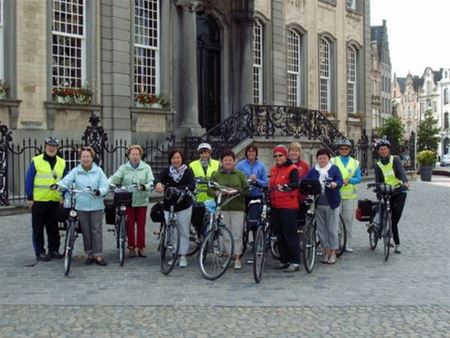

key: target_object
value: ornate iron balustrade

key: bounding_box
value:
[184,104,348,161]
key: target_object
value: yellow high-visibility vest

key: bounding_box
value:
[32,154,65,202]
[331,156,359,200]
[377,156,402,187]
[189,159,219,202]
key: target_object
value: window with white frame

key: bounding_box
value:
[134,0,160,100]
[52,0,85,89]
[346,0,356,10]
[287,29,301,106]
[0,0,5,81]
[347,45,357,113]
[444,88,448,105]
[253,19,263,104]
[319,37,331,112]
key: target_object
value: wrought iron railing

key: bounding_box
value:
[184,104,348,161]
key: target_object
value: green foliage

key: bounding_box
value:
[417,150,436,166]
[377,117,405,150]
[417,110,441,152]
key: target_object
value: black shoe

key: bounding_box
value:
[85,257,94,265]
[49,251,63,259]
[37,253,50,262]
[94,258,108,266]
[273,263,290,270]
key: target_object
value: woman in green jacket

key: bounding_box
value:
[208,150,248,270]
[109,145,154,258]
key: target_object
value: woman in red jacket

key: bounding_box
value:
[270,145,300,273]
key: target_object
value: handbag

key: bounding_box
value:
[150,201,164,223]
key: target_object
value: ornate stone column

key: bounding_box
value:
[176,0,204,136]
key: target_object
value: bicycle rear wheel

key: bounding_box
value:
[160,220,180,274]
[199,225,234,280]
[303,216,316,273]
[368,224,378,249]
[253,226,266,283]
[336,215,347,257]
[64,221,75,276]
[383,211,392,262]
[118,215,126,266]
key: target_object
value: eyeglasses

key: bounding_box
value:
[273,154,284,158]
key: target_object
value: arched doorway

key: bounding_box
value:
[197,14,221,131]
[443,137,450,155]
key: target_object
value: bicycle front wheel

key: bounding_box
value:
[253,226,267,283]
[303,216,316,273]
[199,225,234,281]
[64,221,76,276]
[160,221,180,275]
[118,215,126,266]
[336,215,347,257]
[383,210,392,262]
[369,224,378,250]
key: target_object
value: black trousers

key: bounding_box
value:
[272,208,300,265]
[32,201,60,256]
[390,193,407,245]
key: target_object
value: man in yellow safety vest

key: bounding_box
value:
[331,139,361,252]
[25,136,66,261]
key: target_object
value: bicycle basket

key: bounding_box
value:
[150,201,164,223]
[356,199,374,222]
[299,180,322,195]
[113,191,133,207]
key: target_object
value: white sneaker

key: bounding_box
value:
[234,259,242,270]
[328,254,336,264]
[179,256,187,268]
[345,246,354,253]
[394,245,401,254]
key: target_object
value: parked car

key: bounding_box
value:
[441,154,450,167]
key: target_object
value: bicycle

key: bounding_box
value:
[196,178,239,281]
[365,183,406,262]
[56,183,93,276]
[158,186,192,275]
[108,184,138,266]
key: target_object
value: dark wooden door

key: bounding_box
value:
[197,14,221,131]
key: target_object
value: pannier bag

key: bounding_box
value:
[150,202,164,223]
[104,204,116,225]
[356,199,374,222]
[299,179,322,196]
[113,191,133,207]
[55,205,69,223]
[191,201,206,232]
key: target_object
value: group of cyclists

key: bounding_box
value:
[25,135,409,274]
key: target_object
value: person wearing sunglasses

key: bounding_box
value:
[269,145,301,273]
[25,136,67,262]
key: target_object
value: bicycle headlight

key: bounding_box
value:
[120,205,127,211]
[69,210,77,217]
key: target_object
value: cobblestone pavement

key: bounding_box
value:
[0,178,449,337]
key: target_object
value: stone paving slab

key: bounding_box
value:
[0,304,449,338]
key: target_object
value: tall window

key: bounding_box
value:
[287,29,301,106]
[444,112,449,129]
[253,19,263,104]
[52,0,86,89]
[444,88,448,105]
[134,0,160,99]
[346,0,356,10]
[319,37,331,112]
[347,46,357,113]
[0,0,3,80]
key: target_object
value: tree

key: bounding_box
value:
[417,110,441,152]
[377,116,405,152]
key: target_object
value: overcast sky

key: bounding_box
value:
[371,0,450,78]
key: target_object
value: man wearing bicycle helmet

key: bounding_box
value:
[331,139,361,253]
[374,139,409,254]
[25,136,67,261]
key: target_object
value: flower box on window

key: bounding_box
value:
[135,93,170,109]
[0,81,9,100]
[52,85,93,105]
[347,112,363,120]
[323,111,336,118]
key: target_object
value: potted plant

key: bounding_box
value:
[417,150,436,182]
[135,93,170,108]
[0,80,9,99]
[52,84,93,104]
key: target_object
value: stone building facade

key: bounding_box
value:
[0,0,371,145]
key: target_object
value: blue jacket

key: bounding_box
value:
[236,158,268,197]
[59,163,109,211]
[304,165,343,209]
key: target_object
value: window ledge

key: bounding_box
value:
[0,99,22,129]
[44,102,102,130]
